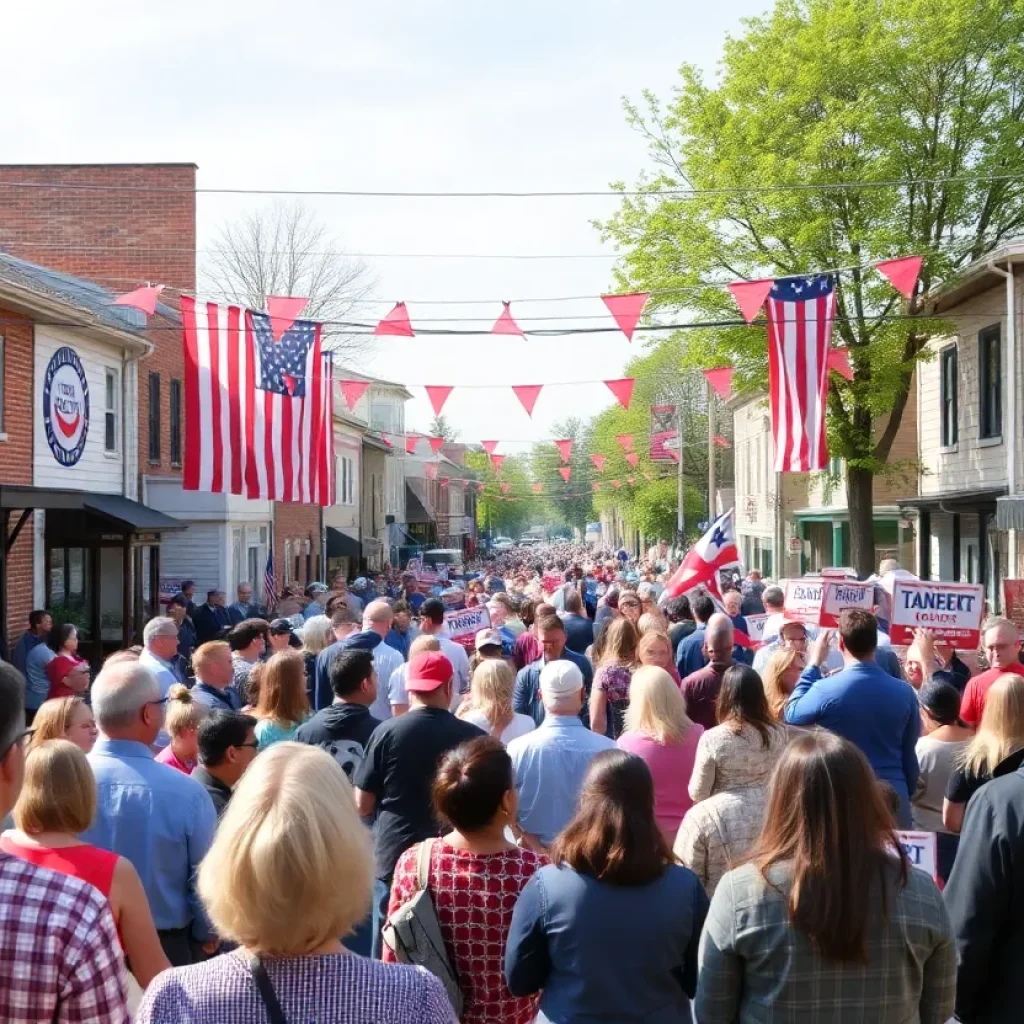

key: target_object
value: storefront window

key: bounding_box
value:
[48,547,91,637]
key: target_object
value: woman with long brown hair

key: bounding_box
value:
[589,616,639,739]
[695,731,955,1023]
[254,650,311,749]
[505,749,708,1022]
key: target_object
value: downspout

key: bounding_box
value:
[990,262,1016,580]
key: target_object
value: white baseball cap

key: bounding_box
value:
[540,660,584,697]
[475,628,503,651]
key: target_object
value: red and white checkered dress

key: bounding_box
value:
[385,840,544,1024]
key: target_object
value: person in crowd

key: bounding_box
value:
[178,580,197,618]
[513,614,594,727]
[618,666,703,843]
[460,659,536,745]
[295,648,382,781]
[637,628,681,684]
[468,627,505,676]
[361,601,405,720]
[758,584,786,643]
[505,749,708,1022]
[136,743,455,1024]
[139,616,181,749]
[45,647,91,701]
[663,595,696,651]
[416,598,471,700]
[167,594,197,672]
[960,618,1024,726]
[561,588,594,654]
[23,623,57,725]
[680,612,734,731]
[29,695,98,753]
[266,617,299,654]
[491,592,525,637]
[227,582,261,626]
[676,593,716,678]
[618,591,642,628]
[11,609,52,676]
[188,640,240,712]
[385,600,418,660]
[227,618,268,705]
[155,684,207,774]
[192,590,231,646]
[353,652,485,953]
[590,615,638,739]
[512,598,542,670]
[3,738,170,987]
[913,679,972,882]
[385,737,543,1023]
[943,672,1024,833]
[932,639,971,694]
[0,664,130,1022]
[304,609,349,709]
[695,731,955,1024]
[387,635,441,716]
[508,661,615,851]
[637,608,669,635]
[253,650,310,749]
[945,736,1024,1024]
[760,647,804,720]
[191,711,258,818]
[784,610,920,827]
[904,628,938,690]
[302,581,332,620]
[722,589,748,637]
[740,570,766,616]
[81,660,217,967]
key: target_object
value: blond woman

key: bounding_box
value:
[761,648,805,721]
[155,684,207,774]
[29,695,98,753]
[460,659,536,745]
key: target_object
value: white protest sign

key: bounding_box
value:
[744,613,769,644]
[896,830,939,885]
[819,580,874,627]
[443,605,491,640]
[889,578,985,647]
[783,579,825,624]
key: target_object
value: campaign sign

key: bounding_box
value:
[889,578,985,647]
[444,605,491,640]
[820,567,857,579]
[744,614,769,644]
[819,580,874,627]
[783,579,825,624]
[42,346,90,467]
[896,830,939,886]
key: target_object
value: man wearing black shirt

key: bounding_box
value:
[192,711,258,818]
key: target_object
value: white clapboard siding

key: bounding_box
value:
[157,523,227,597]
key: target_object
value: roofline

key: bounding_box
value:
[929,241,1024,312]
[0,162,198,169]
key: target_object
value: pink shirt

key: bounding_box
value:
[618,724,704,838]
[155,745,195,775]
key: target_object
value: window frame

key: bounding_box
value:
[148,372,162,462]
[169,378,183,467]
[978,324,1002,441]
[939,344,958,447]
[103,366,120,454]
[0,334,5,434]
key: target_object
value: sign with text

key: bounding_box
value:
[895,830,939,886]
[159,577,185,604]
[444,605,491,640]
[1003,579,1024,637]
[819,580,875,627]
[783,579,825,624]
[744,613,768,644]
[889,578,984,647]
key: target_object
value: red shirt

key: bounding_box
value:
[960,662,1024,726]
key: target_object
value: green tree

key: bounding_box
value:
[428,415,458,443]
[599,0,1024,574]
[465,450,533,538]
[529,418,595,533]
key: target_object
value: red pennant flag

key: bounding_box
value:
[827,348,854,381]
[728,279,774,323]
[113,284,164,315]
[704,367,734,400]
[405,436,419,455]
[481,440,500,455]
[615,433,634,452]
[266,296,309,343]
[610,480,622,489]
[625,452,639,468]
[424,385,453,416]
[380,433,393,448]
[590,453,606,472]
[532,482,544,493]
[374,301,415,337]
[425,463,438,480]
[512,384,543,417]
[555,439,573,462]
[876,256,923,299]
[559,466,571,483]
[428,437,445,454]
[338,379,370,412]
[604,378,634,409]
[490,454,505,473]
[491,301,524,337]
[601,291,649,341]
[592,482,601,493]
[440,477,450,488]
[714,435,731,448]
[500,482,511,494]
[627,475,637,485]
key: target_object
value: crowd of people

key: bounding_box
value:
[0,542,1021,1022]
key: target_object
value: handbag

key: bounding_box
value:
[381,839,464,1015]
[250,956,288,1024]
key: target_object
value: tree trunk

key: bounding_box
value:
[846,466,875,578]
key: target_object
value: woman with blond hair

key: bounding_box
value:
[1,739,170,987]
[761,648,805,720]
[254,650,311,750]
[618,666,704,842]
[637,610,669,636]
[136,744,455,1023]
[460,659,536,745]
[155,684,207,775]
[28,695,98,753]
[944,672,1024,833]
[590,615,639,739]
[637,629,681,684]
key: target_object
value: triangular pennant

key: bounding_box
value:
[405,436,419,455]
[592,482,602,493]
[440,477,450,488]
[500,482,511,494]
[728,279,774,323]
[512,384,543,417]
[338,379,370,412]
[627,475,637,485]
[266,296,309,343]
[625,452,639,468]
[532,482,544,494]
[491,301,524,337]
[600,291,649,341]
[615,433,634,452]
[604,378,634,409]
[481,440,500,455]
[559,466,572,483]
[490,453,505,473]
[424,385,453,416]
[826,348,854,382]
[380,433,393,448]
[555,439,573,462]
[714,435,731,448]
[610,479,622,489]
[704,367,734,401]
[374,301,415,337]
[875,256,923,299]
[112,284,164,315]
[590,453,606,472]
[429,437,445,454]
[425,463,438,480]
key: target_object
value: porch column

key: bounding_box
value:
[952,515,962,582]
[831,521,844,568]
[917,508,931,579]
[121,536,132,648]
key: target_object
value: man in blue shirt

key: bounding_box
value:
[784,609,919,827]
[561,590,594,655]
[189,641,241,711]
[81,659,217,966]
[676,593,716,679]
[513,613,594,727]
[11,609,51,677]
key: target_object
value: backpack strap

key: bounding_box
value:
[416,837,434,892]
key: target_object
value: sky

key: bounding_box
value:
[3,0,769,452]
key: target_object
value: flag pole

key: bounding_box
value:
[677,403,685,549]
[707,378,716,523]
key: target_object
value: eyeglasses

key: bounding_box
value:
[145,697,170,710]
[236,741,259,750]
[0,727,34,761]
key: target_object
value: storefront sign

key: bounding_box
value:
[42,346,90,467]
[444,605,490,640]
[889,578,985,647]
[895,830,939,886]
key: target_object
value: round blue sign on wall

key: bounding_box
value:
[42,346,90,467]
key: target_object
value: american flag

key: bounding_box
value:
[263,551,277,609]
[765,274,836,472]
[181,297,335,503]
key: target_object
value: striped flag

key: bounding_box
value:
[263,551,278,608]
[765,274,836,472]
[663,510,741,599]
[181,297,335,503]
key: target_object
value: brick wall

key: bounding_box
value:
[274,503,322,588]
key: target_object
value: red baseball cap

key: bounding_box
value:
[405,651,454,693]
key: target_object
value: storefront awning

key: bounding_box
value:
[326,527,361,559]
[0,485,185,532]
[898,487,1006,514]
[406,480,432,524]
